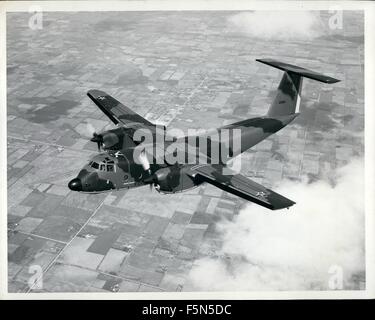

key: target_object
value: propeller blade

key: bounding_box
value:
[86,122,96,136]
[86,122,103,151]
[90,133,104,151]
[139,149,151,172]
[143,174,155,184]
[139,149,159,192]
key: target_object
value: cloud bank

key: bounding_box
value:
[227,11,325,41]
[185,158,365,291]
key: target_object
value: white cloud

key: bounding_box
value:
[185,158,365,291]
[227,11,325,41]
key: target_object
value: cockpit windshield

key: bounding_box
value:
[89,157,115,172]
[90,161,99,169]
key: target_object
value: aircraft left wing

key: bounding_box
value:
[188,165,295,210]
[87,89,154,129]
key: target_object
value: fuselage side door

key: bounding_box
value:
[115,154,135,189]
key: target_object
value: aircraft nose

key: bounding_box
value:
[68,178,82,191]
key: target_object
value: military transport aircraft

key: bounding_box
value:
[68,59,340,210]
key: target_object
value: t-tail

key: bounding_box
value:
[256,58,340,117]
[219,59,340,161]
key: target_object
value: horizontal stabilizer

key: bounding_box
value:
[256,58,340,83]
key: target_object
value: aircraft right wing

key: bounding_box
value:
[188,165,295,210]
[87,89,155,129]
[87,89,167,148]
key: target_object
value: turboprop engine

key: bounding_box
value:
[143,166,182,193]
[89,126,127,151]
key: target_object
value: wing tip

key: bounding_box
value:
[271,201,296,210]
[267,191,296,210]
[87,89,106,99]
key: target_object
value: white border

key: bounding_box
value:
[0,0,374,300]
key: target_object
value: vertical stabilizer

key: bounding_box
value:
[256,58,340,117]
[267,72,303,117]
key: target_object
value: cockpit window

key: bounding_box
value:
[91,162,99,169]
[89,157,116,172]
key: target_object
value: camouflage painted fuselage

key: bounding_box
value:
[68,113,296,194]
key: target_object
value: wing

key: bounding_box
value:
[188,165,295,210]
[87,89,154,128]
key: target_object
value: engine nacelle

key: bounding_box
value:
[152,167,181,193]
[93,127,127,151]
[102,131,121,150]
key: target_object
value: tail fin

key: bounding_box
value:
[256,59,340,117]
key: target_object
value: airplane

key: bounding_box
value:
[68,59,340,210]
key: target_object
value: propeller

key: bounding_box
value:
[144,173,158,191]
[138,149,157,190]
[86,122,103,151]
[138,148,151,172]
[91,133,104,151]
